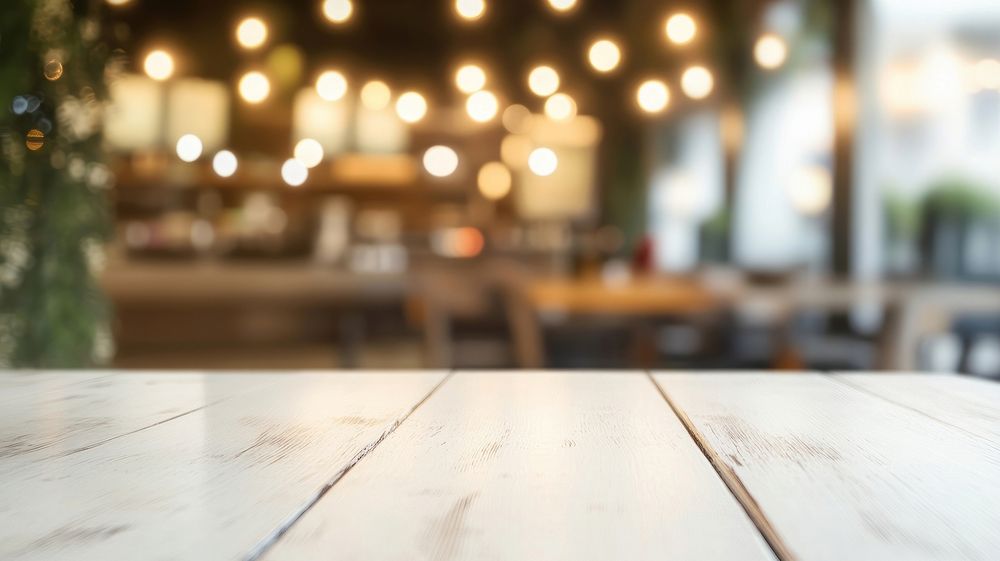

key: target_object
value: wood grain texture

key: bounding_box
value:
[263,372,777,561]
[654,372,1000,561]
[0,371,446,561]
[835,373,1000,444]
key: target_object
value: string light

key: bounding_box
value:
[316,70,348,101]
[478,162,512,200]
[544,93,577,121]
[360,80,392,110]
[546,0,578,13]
[587,39,622,73]
[455,64,487,94]
[281,158,309,186]
[235,17,268,50]
[238,71,271,103]
[466,90,499,122]
[455,0,486,21]
[681,66,713,99]
[528,147,558,176]
[395,91,428,123]
[322,0,353,24]
[143,50,174,81]
[423,146,460,177]
[294,138,325,168]
[665,13,696,45]
[212,151,238,177]
[636,80,670,113]
[175,134,203,162]
[755,33,788,70]
[528,65,560,97]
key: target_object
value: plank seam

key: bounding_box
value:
[242,370,456,561]
[645,372,797,561]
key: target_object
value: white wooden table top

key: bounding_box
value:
[1,371,997,561]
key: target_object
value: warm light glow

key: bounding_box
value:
[281,158,309,187]
[528,147,558,176]
[360,80,392,110]
[235,17,268,50]
[316,70,348,101]
[665,13,696,45]
[787,165,833,215]
[681,66,713,99]
[588,39,622,73]
[546,0,577,13]
[294,138,325,168]
[501,135,533,170]
[637,79,670,113]
[322,0,353,24]
[423,145,459,177]
[106,0,132,6]
[455,64,487,94]
[478,161,512,200]
[143,50,174,81]
[175,134,203,162]
[455,0,486,21]
[395,91,428,123]
[466,90,499,122]
[973,59,1000,91]
[238,71,271,104]
[544,93,577,121]
[755,33,788,70]
[528,65,560,97]
[502,104,532,134]
[212,150,238,177]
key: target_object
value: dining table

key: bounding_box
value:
[1,370,998,561]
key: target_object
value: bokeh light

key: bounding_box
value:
[455,64,487,94]
[665,13,697,45]
[395,91,428,123]
[973,59,1000,91]
[423,145,460,177]
[546,0,577,13]
[43,59,64,81]
[294,138,325,168]
[235,17,268,50]
[636,79,670,113]
[681,66,714,99]
[755,33,788,70]
[281,158,309,186]
[360,80,392,110]
[322,0,353,24]
[528,65,560,97]
[588,39,622,73]
[105,0,131,7]
[176,134,203,162]
[316,70,348,101]
[238,71,271,104]
[787,165,833,215]
[212,150,238,177]
[466,90,499,122]
[501,135,533,170]
[502,104,532,134]
[528,147,558,176]
[478,161,512,200]
[455,0,486,21]
[25,129,45,151]
[544,93,577,121]
[143,50,175,81]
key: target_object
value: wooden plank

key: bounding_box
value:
[835,373,1000,444]
[263,372,777,561]
[0,371,113,404]
[0,371,446,561]
[654,373,1000,561]
[0,372,275,464]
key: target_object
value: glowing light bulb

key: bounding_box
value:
[665,13,696,45]
[360,80,392,110]
[235,17,268,50]
[528,147,558,177]
[144,50,174,81]
[544,93,577,121]
[588,39,622,73]
[528,65,560,97]
[636,79,670,113]
[175,134,203,162]
[395,91,428,123]
[455,0,486,21]
[755,33,788,70]
[212,150,238,177]
[281,158,308,187]
[322,0,353,24]
[547,0,577,13]
[455,64,487,94]
[478,161,512,200]
[238,71,271,104]
[466,90,499,122]
[316,70,348,101]
[423,145,459,177]
[294,138,325,168]
[681,66,713,99]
